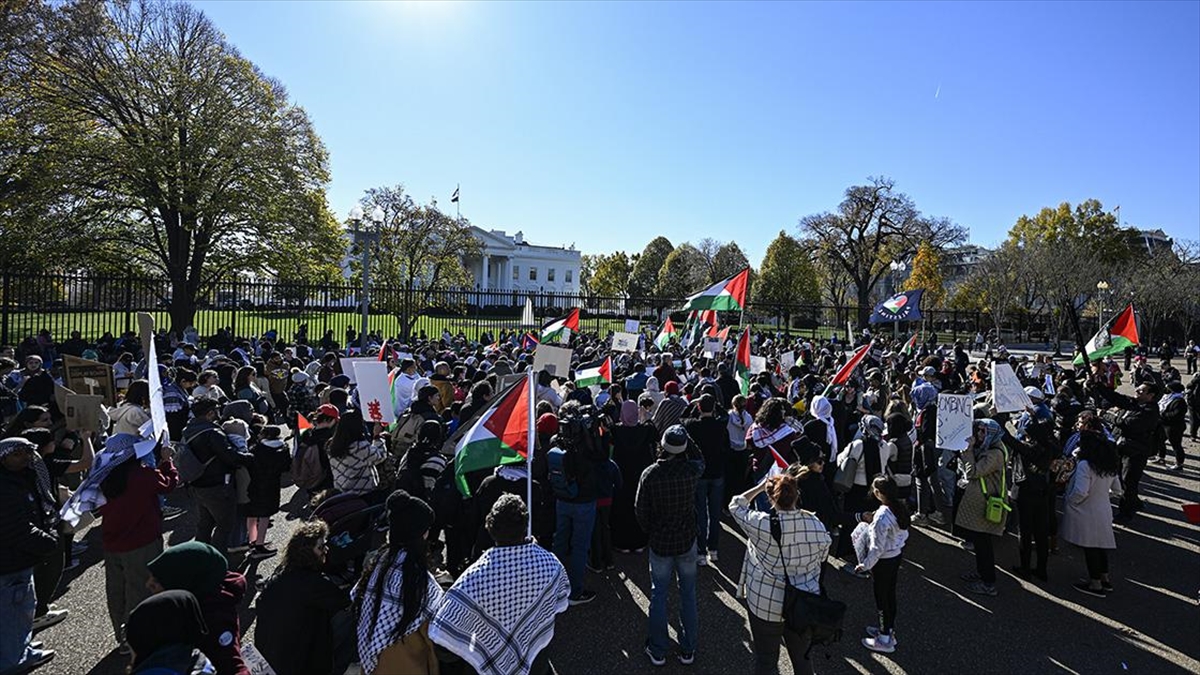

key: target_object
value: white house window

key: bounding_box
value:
[566,269,573,283]
[529,267,538,281]
[547,268,556,282]
[512,265,519,280]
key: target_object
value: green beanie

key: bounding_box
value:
[146,541,227,597]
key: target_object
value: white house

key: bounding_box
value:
[462,227,581,296]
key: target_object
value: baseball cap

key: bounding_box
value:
[317,403,341,420]
[661,425,690,454]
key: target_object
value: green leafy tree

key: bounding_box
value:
[4,0,335,331]
[712,242,749,283]
[590,252,633,297]
[629,236,673,297]
[753,231,819,305]
[655,243,707,298]
[901,241,945,308]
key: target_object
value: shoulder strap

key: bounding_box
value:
[768,513,793,587]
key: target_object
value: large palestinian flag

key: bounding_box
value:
[830,342,872,386]
[1074,303,1139,365]
[654,317,677,350]
[735,327,752,396]
[574,357,612,388]
[683,268,750,312]
[541,308,579,344]
[453,375,532,495]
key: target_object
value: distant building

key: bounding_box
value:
[941,244,992,291]
[1130,228,1173,256]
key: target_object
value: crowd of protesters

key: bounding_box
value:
[0,320,1196,675]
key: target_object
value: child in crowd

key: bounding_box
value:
[855,475,911,654]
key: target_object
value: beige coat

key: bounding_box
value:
[954,443,1009,536]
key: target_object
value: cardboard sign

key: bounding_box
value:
[338,357,375,384]
[992,362,1032,413]
[62,355,116,407]
[137,312,155,362]
[936,393,973,451]
[779,351,796,373]
[611,331,640,353]
[624,319,640,333]
[532,345,573,378]
[352,361,395,424]
[64,394,104,432]
[703,338,723,357]
[749,355,768,375]
[144,337,167,442]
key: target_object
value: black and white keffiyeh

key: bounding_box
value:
[429,542,569,675]
[59,433,139,527]
[352,549,445,675]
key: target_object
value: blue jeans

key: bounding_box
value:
[647,544,699,658]
[554,500,596,597]
[694,478,724,555]
[0,568,36,672]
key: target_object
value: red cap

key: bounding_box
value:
[664,381,681,396]
[317,404,341,421]
[536,413,559,435]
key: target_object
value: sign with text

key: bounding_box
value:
[936,393,973,451]
[352,361,395,423]
[532,345,573,378]
[338,357,375,385]
[62,355,116,407]
[749,355,768,375]
[611,331,640,353]
[703,338,723,358]
[65,394,104,432]
[624,319,640,333]
[992,362,1033,413]
[779,351,796,373]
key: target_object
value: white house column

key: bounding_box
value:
[482,255,490,292]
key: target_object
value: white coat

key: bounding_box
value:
[1060,459,1123,550]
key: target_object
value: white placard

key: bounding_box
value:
[1043,373,1055,396]
[353,361,396,423]
[532,345,573,377]
[749,355,768,375]
[144,336,167,443]
[703,338,723,357]
[339,357,374,384]
[624,319,640,333]
[779,351,796,373]
[241,643,278,675]
[611,331,640,353]
[992,362,1032,413]
[935,393,973,451]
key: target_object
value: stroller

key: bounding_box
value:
[311,491,388,586]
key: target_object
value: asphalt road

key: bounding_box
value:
[37,399,1200,675]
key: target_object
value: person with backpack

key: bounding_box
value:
[833,415,895,571]
[180,398,254,558]
[1156,380,1188,471]
[546,402,606,606]
[854,475,910,654]
[730,472,830,675]
[326,408,388,497]
[233,366,269,417]
[241,426,291,561]
[293,404,340,496]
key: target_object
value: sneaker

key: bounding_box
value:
[865,626,899,645]
[862,633,896,653]
[1169,464,1184,472]
[644,644,666,667]
[910,513,930,526]
[162,505,185,521]
[228,543,251,554]
[247,545,277,561]
[677,651,695,665]
[1150,457,1166,465]
[20,648,54,671]
[32,608,68,632]
[707,550,718,563]
[960,571,982,582]
[696,555,708,567]
[1073,581,1106,598]
[1077,578,1114,593]
[568,590,597,606]
[965,580,997,596]
[929,512,947,526]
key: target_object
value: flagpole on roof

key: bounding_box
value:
[525,367,535,540]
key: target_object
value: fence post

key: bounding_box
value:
[122,276,133,335]
[1,271,9,346]
[230,279,238,338]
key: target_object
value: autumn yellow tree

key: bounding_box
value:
[902,241,945,308]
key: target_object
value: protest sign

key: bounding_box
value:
[611,331,640,352]
[992,362,1032,413]
[624,319,640,333]
[749,355,768,375]
[779,351,796,372]
[62,355,116,406]
[936,393,973,451]
[703,338,722,357]
[1043,373,1055,396]
[144,338,167,442]
[338,357,375,384]
[352,361,396,423]
[532,345,573,377]
[137,312,155,363]
[64,394,104,432]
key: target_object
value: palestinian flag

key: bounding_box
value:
[521,332,540,351]
[454,376,532,496]
[831,342,872,386]
[1074,303,1139,365]
[574,357,612,388]
[296,413,312,431]
[901,334,918,356]
[735,327,752,396]
[654,317,677,350]
[683,268,750,312]
[541,308,579,344]
[765,447,790,480]
[716,326,731,342]
[378,340,390,362]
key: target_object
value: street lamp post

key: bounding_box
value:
[349,205,385,352]
[1097,280,1110,329]
[889,260,908,338]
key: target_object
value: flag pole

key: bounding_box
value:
[526,368,535,540]
[455,183,460,220]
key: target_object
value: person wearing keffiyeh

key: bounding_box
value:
[430,494,570,675]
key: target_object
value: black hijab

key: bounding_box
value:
[125,590,209,666]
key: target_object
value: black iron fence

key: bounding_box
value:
[0,271,1133,349]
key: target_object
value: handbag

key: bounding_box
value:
[768,514,845,648]
[831,446,859,494]
[980,447,1012,524]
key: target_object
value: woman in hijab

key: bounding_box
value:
[954,418,1009,597]
[124,590,213,675]
[804,394,839,486]
[610,400,657,552]
[643,376,664,412]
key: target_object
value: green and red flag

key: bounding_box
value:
[831,342,872,386]
[541,308,579,344]
[574,357,612,388]
[453,375,532,495]
[901,333,918,356]
[654,317,677,350]
[1074,303,1139,365]
[683,268,750,312]
[735,327,752,396]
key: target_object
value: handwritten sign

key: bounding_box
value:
[703,338,723,358]
[992,362,1032,413]
[749,355,768,375]
[338,357,374,385]
[64,394,104,432]
[611,331,640,353]
[62,355,116,407]
[936,393,973,451]
[352,361,395,423]
[779,351,796,373]
[532,345,572,377]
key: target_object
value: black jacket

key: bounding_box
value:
[0,468,58,574]
[683,416,731,480]
[255,568,350,675]
[131,645,214,675]
[182,418,253,488]
[1097,389,1161,457]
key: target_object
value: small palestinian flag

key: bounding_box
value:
[454,375,532,496]
[831,342,872,386]
[683,268,750,312]
[1074,303,1139,365]
[574,357,612,388]
[541,308,580,344]
[735,327,752,396]
[766,447,790,480]
[901,334,918,356]
[716,326,731,342]
[296,413,312,431]
[378,340,390,362]
[654,317,677,350]
[521,332,540,351]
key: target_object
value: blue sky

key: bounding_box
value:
[194,0,1200,264]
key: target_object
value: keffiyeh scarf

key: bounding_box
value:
[59,434,139,527]
[429,543,569,675]
[808,395,838,461]
[353,549,446,675]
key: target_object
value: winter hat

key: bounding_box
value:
[1023,386,1045,402]
[221,419,249,438]
[146,542,228,597]
[386,490,435,543]
[221,400,253,424]
[536,413,559,436]
[661,424,690,454]
[291,371,309,384]
[663,381,681,396]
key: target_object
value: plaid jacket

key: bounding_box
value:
[634,454,704,556]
